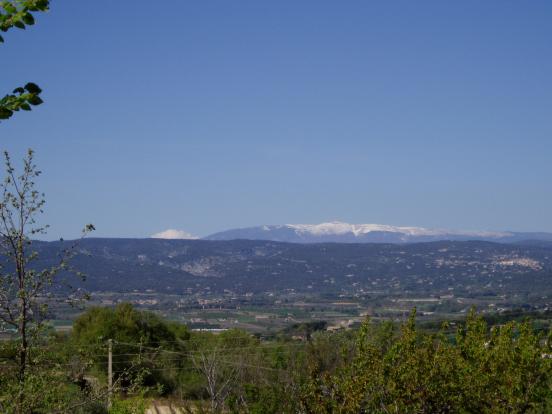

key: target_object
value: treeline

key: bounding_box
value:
[1,304,552,413]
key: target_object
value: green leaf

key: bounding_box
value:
[22,12,34,26]
[0,107,13,119]
[13,20,25,29]
[2,3,17,14]
[24,82,41,94]
[35,0,50,10]
[23,0,49,12]
[27,95,43,105]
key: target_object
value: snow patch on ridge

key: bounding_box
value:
[284,221,512,238]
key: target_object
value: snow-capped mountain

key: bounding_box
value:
[204,221,552,244]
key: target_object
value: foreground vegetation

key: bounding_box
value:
[0,304,551,413]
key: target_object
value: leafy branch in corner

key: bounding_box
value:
[0,0,49,121]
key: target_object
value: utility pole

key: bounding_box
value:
[108,339,113,410]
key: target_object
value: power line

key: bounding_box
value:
[111,340,306,354]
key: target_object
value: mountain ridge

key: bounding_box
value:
[203,221,552,244]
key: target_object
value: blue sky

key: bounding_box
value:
[1,1,551,239]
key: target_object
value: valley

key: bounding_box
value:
[31,238,552,333]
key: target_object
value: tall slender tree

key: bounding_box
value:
[0,149,94,412]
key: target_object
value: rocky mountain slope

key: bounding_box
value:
[32,238,552,299]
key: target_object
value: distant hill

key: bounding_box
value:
[32,238,552,298]
[204,221,552,244]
